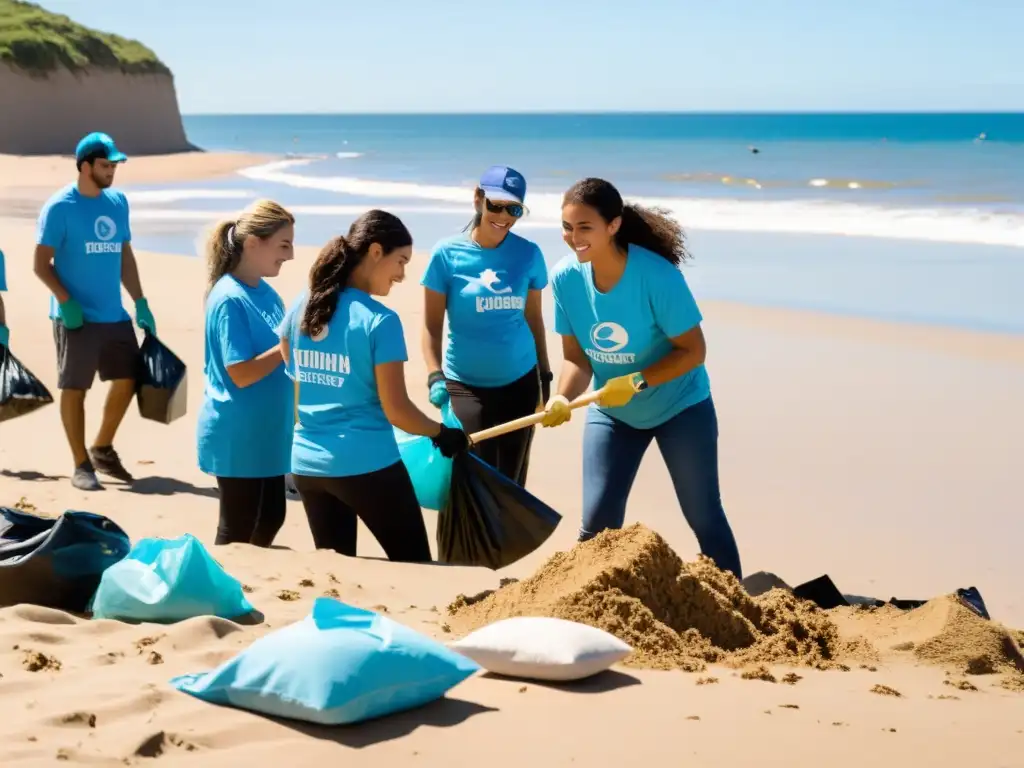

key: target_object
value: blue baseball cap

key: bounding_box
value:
[479,165,526,203]
[75,132,128,165]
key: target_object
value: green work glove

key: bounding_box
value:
[59,298,84,330]
[135,297,156,334]
[0,324,8,347]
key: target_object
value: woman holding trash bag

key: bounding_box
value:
[421,165,551,486]
[540,178,743,578]
[280,210,469,562]
[197,199,296,549]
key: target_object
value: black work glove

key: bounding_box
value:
[432,424,469,459]
[540,370,553,406]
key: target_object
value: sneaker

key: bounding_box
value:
[89,445,134,483]
[72,461,103,491]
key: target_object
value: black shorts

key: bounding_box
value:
[52,320,140,391]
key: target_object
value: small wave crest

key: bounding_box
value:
[236,159,1024,249]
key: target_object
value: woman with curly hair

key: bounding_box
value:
[540,178,742,578]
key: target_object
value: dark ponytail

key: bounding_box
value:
[300,209,412,338]
[563,177,690,265]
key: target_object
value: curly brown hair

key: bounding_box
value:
[300,209,412,338]
[562,177,690,265]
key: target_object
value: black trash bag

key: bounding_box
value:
[0,507,131,613]
[136,331,188,424]
[437,452,562,570]
[0,344,54,423]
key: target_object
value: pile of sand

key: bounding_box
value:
[448,523,1024,686]
[447,524,864,672]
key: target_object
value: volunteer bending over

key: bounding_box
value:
[421,165,551,485]
[542,177,742,578]
[281,210,469,562]
[198,199,296,548]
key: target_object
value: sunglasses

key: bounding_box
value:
[484,199,525,218]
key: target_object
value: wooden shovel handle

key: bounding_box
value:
[468,388,604,444]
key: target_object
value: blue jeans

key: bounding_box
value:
[580,396,743,578]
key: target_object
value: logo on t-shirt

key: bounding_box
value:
[455,269,525,313]
[294,348,350,388]
[85,215,122,255]
[586,322,636,364]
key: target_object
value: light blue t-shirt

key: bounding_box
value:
[421,232,548,387]
[197,275,294,478]
[551,244,711,430]
[280,288,408,478]
[36,183,131,323]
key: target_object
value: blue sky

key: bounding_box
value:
[39,0,1024,114]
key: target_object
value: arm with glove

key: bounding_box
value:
[121,243,156,334]
[421,286,450,408]
[378,361,468,458]
[540,334,595,427]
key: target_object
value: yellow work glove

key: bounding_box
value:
[598,373,642,408]
[541,395,571,427]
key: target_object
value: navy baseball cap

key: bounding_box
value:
[479,165,526,203]
[75,132,128,164]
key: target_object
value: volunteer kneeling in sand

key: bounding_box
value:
[280,210,469,562]
[421,165,551,484]
[198,200,296,548]
[541,177,743,578]
[32,133,157,491]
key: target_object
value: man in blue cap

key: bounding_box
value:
[32,131,157,491]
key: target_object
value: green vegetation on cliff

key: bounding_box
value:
[0,0,169,75]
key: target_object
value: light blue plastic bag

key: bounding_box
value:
[395,401,463,510]
[170,598,480,725]
[89,533,254,622]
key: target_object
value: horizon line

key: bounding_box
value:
[180,109,1024,118]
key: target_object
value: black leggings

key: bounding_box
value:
[291,462,431,563]
[215,475,286,548]
[446,367,540,486]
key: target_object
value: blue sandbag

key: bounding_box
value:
[395,401,462,510]
[89,533,254,622]
[0,507,130,613]
[170,598,480,725]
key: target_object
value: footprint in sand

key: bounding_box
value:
[22,650,61,672]
[56,712,96,728]
[322,588,341,598]
[741,665,776,683]
[133,731,199,759]
[695,676,719,686]
[276,590,301,601]
[134,635,164,654]
[871,684,903,697]
[299,578,315,588]
[146,651,164,665]
[944,678,978,692]
[781,672,803,685]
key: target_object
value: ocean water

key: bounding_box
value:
[122,113,1024,333]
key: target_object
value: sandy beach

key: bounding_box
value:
[1,155,1023,767]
